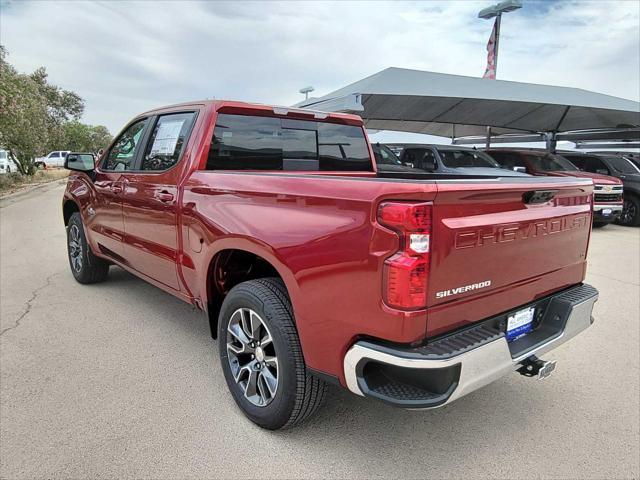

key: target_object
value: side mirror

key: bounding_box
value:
[65,152,95,172]
[513,166,527,173]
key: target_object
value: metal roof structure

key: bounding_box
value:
[296,67,640,139]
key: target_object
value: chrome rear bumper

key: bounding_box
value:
[593,204,623,213]
[343,284,598,408]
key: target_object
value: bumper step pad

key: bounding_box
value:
[344,283,599,408]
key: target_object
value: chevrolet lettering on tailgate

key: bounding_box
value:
[455,214,590,249]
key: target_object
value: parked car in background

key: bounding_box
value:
[621,152,640,169]
[62,100,599,429]
[0,149,15,174]
[371,143,410,172]
[382,144,527,176]
[486,148,624,227]
[560,151,640,227]
[34,150,70,168]
[585,151,640,170]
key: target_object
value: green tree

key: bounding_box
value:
[0,46,109,175]
[0,46,51,174]
[63,121,113,153]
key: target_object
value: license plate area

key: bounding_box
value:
[506,307,534,342]
[602,208,612,216]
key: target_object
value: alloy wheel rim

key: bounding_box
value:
[69,224,83,272]
[226,308,279,407]
[621,200,636,224]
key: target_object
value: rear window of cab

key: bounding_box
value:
[207,113,372,172]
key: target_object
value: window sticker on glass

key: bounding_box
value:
[150,120,185,156]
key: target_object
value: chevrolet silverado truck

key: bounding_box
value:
[486,148,624,227]
[63,101,599,430]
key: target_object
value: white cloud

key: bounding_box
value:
[2,0,638,141]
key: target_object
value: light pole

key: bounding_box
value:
[478,0,522,147]
[299,86,314,101]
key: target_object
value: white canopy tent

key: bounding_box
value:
[296,67,640,145]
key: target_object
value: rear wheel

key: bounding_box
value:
[617,195,640,226]
[67,212,109,284]
[218,278,327,430]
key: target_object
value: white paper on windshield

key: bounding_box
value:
[149,120,184,156]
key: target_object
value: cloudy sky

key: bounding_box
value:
[1,0,639,144]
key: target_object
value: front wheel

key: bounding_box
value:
[218,278,327,430]
[67,212,110,284]
[617,195,640,227]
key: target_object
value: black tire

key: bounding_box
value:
[218,277,327,430]
[592,222,608,228]
[67,212,109,284]
[617,194,640,227]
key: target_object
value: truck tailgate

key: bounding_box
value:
[427,177,593,332]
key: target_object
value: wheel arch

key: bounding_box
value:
[63,198,80,226]
[202,241,299,339]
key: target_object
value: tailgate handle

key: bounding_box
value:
[523,190,557,204]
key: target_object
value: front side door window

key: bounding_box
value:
[102,119,148,171]
[587,157,611,176]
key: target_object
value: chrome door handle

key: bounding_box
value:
[157,191,174,203]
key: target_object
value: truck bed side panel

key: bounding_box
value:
[181,172,437,380]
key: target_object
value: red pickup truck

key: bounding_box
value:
[486,148,624,227]
[63,101,599,429]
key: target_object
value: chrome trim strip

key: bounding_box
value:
[343,292,598,407]
[593,204,623,211]
[594,184,623,190]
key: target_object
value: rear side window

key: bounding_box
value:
[488,151,526,169]
[401,148,437,171]
[437,150,500,168]
[524,153,578,172]
[602,156,640,174]
[141,112,196,171]
[583,156,610,175]
[207,113,371,171]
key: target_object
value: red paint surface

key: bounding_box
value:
[64,101,594,385]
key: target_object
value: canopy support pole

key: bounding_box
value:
[546,132,557,153]
[485,126,492,149]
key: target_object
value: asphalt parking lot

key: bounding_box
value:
[1,181,638,479]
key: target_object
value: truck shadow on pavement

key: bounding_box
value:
[95,266,591,477]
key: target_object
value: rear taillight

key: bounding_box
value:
[378,202,432,310]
